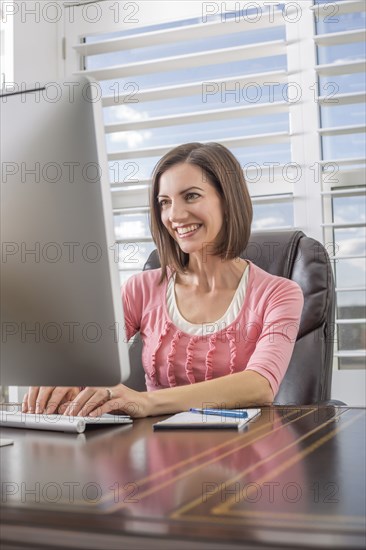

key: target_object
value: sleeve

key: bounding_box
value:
[245,280,304,397]
[121,274,144,342]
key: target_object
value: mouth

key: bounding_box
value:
[175,223,202,238]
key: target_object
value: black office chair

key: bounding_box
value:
[126,230,340,405]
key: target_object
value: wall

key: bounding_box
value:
[12,0,61,84]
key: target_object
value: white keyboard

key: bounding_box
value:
[0,410,132,434]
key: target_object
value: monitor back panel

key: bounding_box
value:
[1,78,130,386]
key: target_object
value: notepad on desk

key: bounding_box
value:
[153,408,261,430]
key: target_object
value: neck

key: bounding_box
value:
[178,253,247,292]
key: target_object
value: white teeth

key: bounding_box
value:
[176,224,200,235]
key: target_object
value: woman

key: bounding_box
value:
[23,143,304,418]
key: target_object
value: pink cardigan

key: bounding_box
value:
[121,261,304,396]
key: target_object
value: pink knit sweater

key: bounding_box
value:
[121,261,304,396]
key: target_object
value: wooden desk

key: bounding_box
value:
[1,406,365,549]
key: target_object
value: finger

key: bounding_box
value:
[22,392,29,413]
[77,388,111,417]
[34,387,57,414]
[45,387,72,415]
[64,388,99,416]
[58,401,71,415]
[87,400,118,418]
[57,388,80,414]
[26,387,41,414]
[87,397,130,417]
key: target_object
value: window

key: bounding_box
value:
[64,0,365,373]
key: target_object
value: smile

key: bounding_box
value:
[175,224,202,238]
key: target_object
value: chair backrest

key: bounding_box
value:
[127,230,335,404]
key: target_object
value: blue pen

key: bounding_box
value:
[189,408,248,419]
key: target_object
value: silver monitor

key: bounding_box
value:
[0,76,130,386]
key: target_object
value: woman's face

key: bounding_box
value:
[157,163,224,256]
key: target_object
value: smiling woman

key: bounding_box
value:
[115,143,304,412]
[23,142,304,418]
[151,142,253,282]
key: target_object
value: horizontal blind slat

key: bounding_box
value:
[107,132,289,161]
[77,40,286,80]
[251,194,293,203]
[104,101,289,133]
[334,351,366,358]
[315,29,366,46]
[112,187,149,209]
[335,286,366,292]
[318,124,366,136]
[321,188,366,197]
[318,91,366,106]
[102,70,288,106]
[113,206,150,214]
[336,319,366,324]
[316,60,366,75]
[311,0,366,16]
[321,222,366,228]
[319,157,366,166]
[330,255,366,261]
[74,11,284,55]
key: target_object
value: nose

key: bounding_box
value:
[168,200,187,223]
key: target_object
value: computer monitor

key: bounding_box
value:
[1,76,131,387]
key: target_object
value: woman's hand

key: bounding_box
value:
[63,385,150,419]
[22,387,81,415]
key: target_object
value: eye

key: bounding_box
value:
[185,192,200,201]
[158,198,169,208]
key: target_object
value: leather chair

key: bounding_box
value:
[126,230,338,405]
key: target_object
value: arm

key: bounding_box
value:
[244,278,304,397]
[71,370,271,419]
[146,369,273,414]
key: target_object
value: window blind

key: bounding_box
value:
[313,0,366,369]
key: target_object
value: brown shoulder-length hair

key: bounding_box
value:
[150,142,253,282]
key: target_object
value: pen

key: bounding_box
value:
[189,408,248,419]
